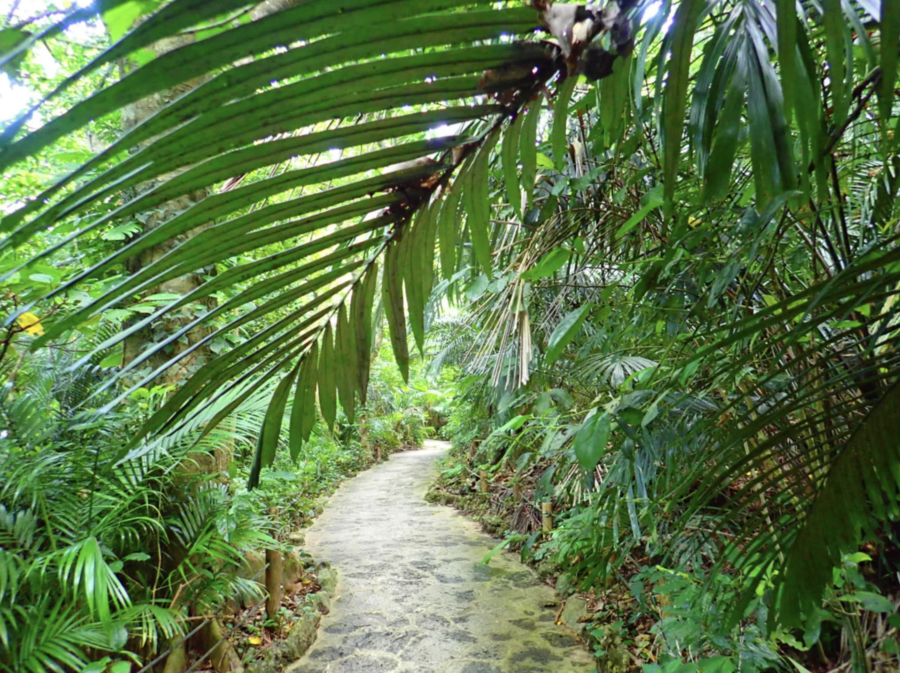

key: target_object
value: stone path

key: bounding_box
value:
[287,441,595,673]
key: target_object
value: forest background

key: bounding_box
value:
[1,0,899,672]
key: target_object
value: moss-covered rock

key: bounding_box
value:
[560,596,589,634]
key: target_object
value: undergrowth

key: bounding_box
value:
[428,384,900,673]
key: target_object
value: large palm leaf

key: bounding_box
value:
[1,0,563,476]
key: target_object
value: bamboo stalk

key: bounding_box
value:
[265,548,282,628]
[542,501,553,534]
[265,508,282,630]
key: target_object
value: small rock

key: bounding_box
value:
[284,550,305,584]
[317,565,339,593]
[560,597,589,633]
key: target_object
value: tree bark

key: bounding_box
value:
[120,0,305,384]
[160,637,185,673]
[119,31,215,385]
[265,546,283,630]
[203,618,244,673]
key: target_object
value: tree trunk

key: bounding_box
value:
[203,618,244,673]
[119,31,215,385]
[120,0,304,384]
[160,637,185,673]
[265,546,283,630]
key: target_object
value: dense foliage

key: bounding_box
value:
[2,0,900,670]
[0,323,437,670]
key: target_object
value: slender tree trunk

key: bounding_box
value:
[119,32,215,384]
[265,546,283,630]
[120,0,302,383]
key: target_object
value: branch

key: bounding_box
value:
[811,69,882,170]
[11,8,67,30]
[4,0,20,24]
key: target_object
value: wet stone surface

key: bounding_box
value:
[286,441,594,673]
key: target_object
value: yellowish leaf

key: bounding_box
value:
[15,311,44,336]
[248,636,262,646]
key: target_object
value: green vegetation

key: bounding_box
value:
[2,0,900,671]
[0,327,438,670]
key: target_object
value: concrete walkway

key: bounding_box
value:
[287,440,595,673]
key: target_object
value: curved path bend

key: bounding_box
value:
[288,440,594,673]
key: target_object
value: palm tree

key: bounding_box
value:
[1,0,898,640]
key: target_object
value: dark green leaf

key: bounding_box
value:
[777,0,797,124]
[318,323,337,431]
[352,262,378,405]
[289,342,319,459]
[546,303,592,365]
[466,129,501,278]
[614,199,663,239]
[521,248,571,280]
[520,92,543,210]
[439,188,461,282]
[704,58,746,200]
[404,205,428,354]
[383,240,409,382]
[839,591,896,612]
[573,411,611,472]
[663,0,703,217]
[249,364,299,488]
[335,305,357,423]
[502,112,524,219]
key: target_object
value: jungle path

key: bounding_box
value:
[288,440,595,673]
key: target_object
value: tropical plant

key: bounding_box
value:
[2,0,900,660]
[0,341,279,672]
